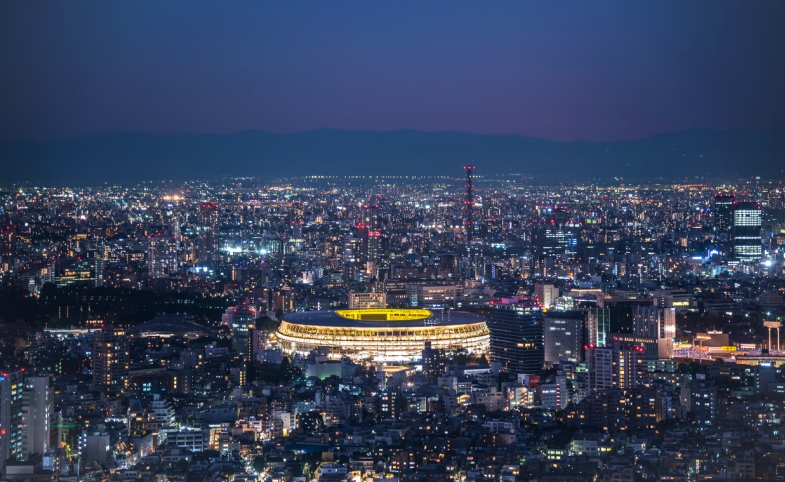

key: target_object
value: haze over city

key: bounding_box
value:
[1,2,785,482]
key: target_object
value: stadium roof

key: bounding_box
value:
[282,309,485,328]
[128,315,215,337]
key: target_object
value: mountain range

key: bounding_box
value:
[1,128,784,185]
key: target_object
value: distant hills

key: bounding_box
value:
[1,128,784,185]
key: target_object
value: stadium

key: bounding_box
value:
[276,309,490,362]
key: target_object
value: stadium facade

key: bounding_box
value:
[276,309,490,362]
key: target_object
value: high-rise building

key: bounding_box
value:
[196,203,220,265]
[19,377,52,461]
[361,202,381,277]
[732,201,762,262]
[148,231,179,278]
[93,326,130,397]
[586,340,644,391]
[482,297,544,375]
[586,346,613,392]
[713,193,735,232]
[658,307,676,359]
[544,314,583,364]
[342,237,363,282]
[226,305,256,360]
[0,373,52,464]
[587,307,611,347]
[0,371,23,464]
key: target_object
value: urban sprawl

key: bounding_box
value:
[1,169,784,482]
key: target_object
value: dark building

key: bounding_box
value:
[713,193,735,232]
[480,297,544,375]
[544,312,584,364]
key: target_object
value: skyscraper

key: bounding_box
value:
[361,202,381,277]
[732,201,762,262]
[482,297,544,375]
[93,326,130,397]
[227,305,256,360]
[713,193,735,232]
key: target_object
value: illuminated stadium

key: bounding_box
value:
[276,309,490,362]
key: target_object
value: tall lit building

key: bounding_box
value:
[0,373,52,464]
[361,202,381,277]
[732,201,762,262]
[93,326,130,397]
[19,377,52,461]
[0,371,23,464]
[586,340,644,391]
[482,297,544,375]
[148,231,179,278]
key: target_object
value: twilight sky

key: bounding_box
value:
[1,1,784,142]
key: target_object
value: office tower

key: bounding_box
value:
[533,225,578,259]
[148,231,179,278]
[227,305,256,360]
[482,298,544,375]
[713,193,735,232]
[0,371,23,464]
[544,314,583,364]
[534,284,558,309]
[587,307,611,347]
[93,326,130,397]
[732,201,762,262]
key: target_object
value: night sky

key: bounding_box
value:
[1,1,784,143]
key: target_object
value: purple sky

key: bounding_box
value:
[1,1,784,142]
